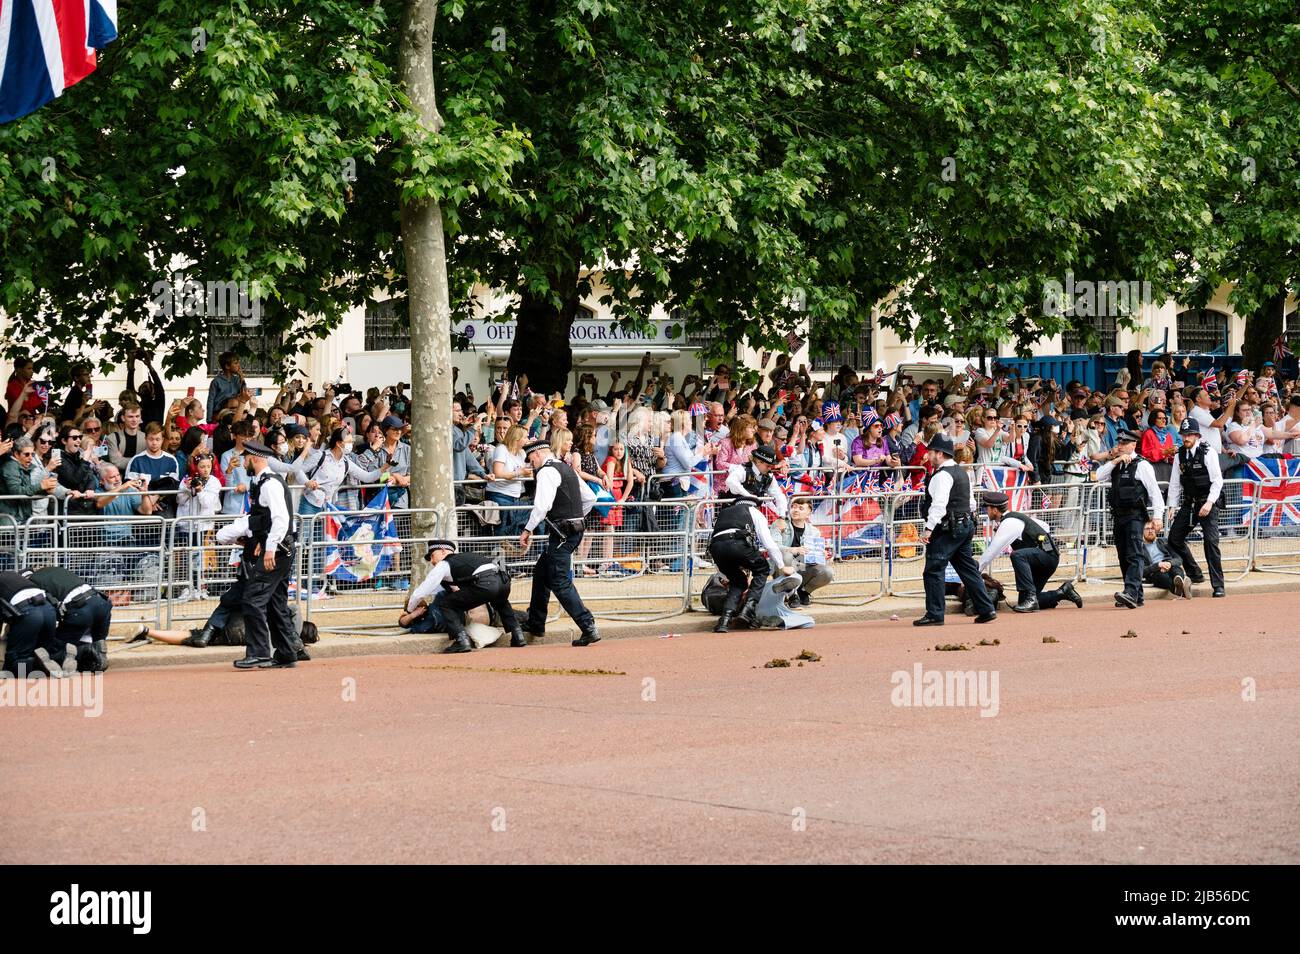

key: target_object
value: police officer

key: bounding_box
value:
[1166,418,1225,598]
[22,566,112,671]
[402,540,526,653]
[0,570,62,677]
[914,434,996,626]
[707,497,794,632]
[1095,429,1165,609]
[720,445,788,519]
[518,439,601,646]
[215,440,300,668]
[977,491,1083,613]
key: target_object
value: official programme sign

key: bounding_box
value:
[455,319,689,347]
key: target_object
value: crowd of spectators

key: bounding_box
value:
[3,343,1299,587]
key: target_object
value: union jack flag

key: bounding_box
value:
[0,0,118,124]
[689,401,708,416]
[965,363,984,382]
[1258,375,1278,397]
[1235,369,1250,387]
[322,487,401,582]
[1240,458,1300,527]
[1202,367,1218,392]
[1274,335,1292,363]
[978,466,1034,512]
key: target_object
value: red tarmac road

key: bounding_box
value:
[3,592,1297,864]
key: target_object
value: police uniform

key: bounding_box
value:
[0,570,62,677]
[721,456,788,518]
[1095,431,1165,608]
[23,566,112,672]
[215,441,299,668]
[707,498,787,632]
[406,541,525,652]
[1166,418,1225,596]
[977,492,1082,613]
[521,441,600,646]
[916,435,995,626]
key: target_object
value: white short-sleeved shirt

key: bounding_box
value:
[487,445,526,497]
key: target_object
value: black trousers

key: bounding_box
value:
[1168,498,1224,589]
[1113,511,1148,602]
[526,527,596,634]
[241,546,298,661]
[1009,547,1063,609]
[57,592,112,644]
[924,520,993,620]
[3,601,60,673]
[709,535,770,615]
[437,570,520,632]
[1144,555,1185,593]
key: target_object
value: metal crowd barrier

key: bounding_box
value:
[3,468,1299,634]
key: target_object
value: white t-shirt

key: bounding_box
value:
[973,427,1004,464]
[820,432,849,468]
[487,445,526,497]
[1224,421,1265,460]
[1189,406,1221,453]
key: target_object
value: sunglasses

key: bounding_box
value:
[83,426,101,433]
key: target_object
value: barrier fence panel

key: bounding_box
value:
[0,513,19,571]
[884,491,929,597]
[164,514,258,627]
[22,515,166,627]
[1082,479,1253,585]
[300,507,442,627]
[1244,475,1300,574]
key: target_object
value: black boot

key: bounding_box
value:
[182,624,219,648]
[572,628,601,647]
[1058,581,1084,608]
[508,623,527,648]
[1012,593,1039,613]
[76,640,109,673]
[713,611,733,633]
[736,595,761,629]
[443,632,473,653]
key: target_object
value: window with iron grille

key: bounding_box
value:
[1061,315,1118,354]
[812,318,872,372]
[1175,308,1230,353]
[365,298,410,351]
[206,321,279,375]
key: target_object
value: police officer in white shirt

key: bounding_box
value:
[1095,429,1166,609]
[518,439,601,646]
[721,445,788,518]
[915,434,996,626]
[216,441,300,669]
[977,491,1082,613]
[1166,417,1225,597]
[401,540,525,653]
[707,495,794,632]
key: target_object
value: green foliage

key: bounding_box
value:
[0,0,524,378]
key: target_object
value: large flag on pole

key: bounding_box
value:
[0,0,118,124]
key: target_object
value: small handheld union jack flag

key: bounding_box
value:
[884,412,902,430]
[689,401,708,416]
[1274,335,1292,363]
[1202,367,1218,391]
[1235,369,1250,387]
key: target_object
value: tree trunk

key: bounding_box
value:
[1241,291,1287,371]
[400,0,455,552]
[507,285,581,395]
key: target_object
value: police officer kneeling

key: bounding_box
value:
[0,570,63,677]
[216,440,301,669]
[22,566,113,671]
[1095,429,1165,609]
[403,540,526,653]
[1166,418,1225,598]
[915,434,996,626]
[977,492,1082,613]
[708,464,795,632]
